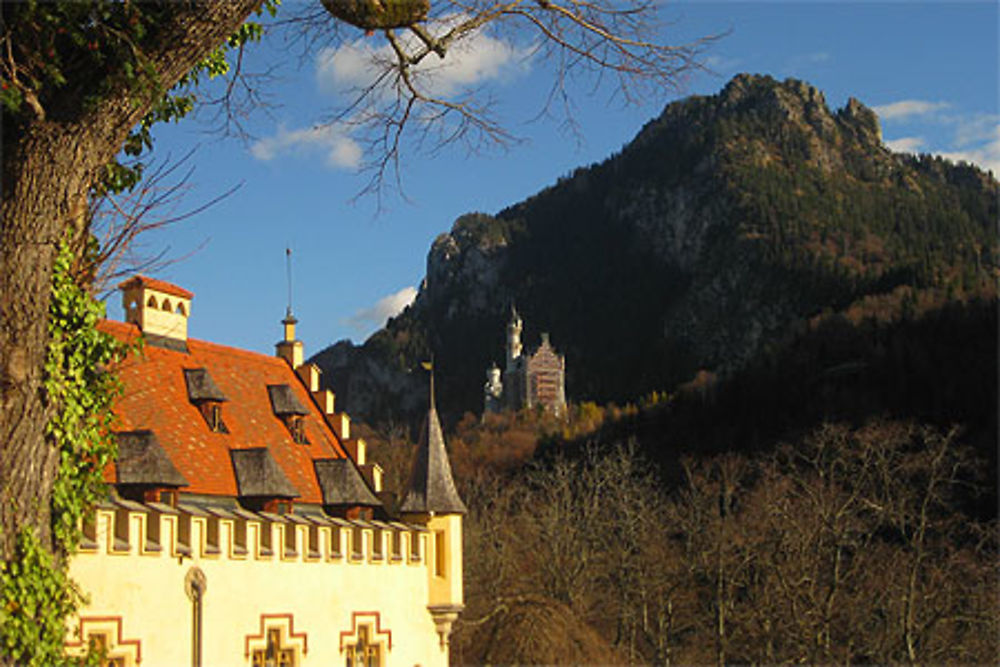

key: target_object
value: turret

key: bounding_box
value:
[400,366,465,651]
[275,307,304,369]
[484,364,503,414]
[506,305,523,369]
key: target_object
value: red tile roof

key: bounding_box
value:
[117,275,194,299]
[99,320,349,504]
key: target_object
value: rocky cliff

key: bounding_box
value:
[310,73,997,426]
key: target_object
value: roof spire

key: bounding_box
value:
[284,246,295,321]
[400,359,466,515]
[423,357,436,411]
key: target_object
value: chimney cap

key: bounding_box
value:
[118,275,194,300]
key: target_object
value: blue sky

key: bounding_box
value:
[104,1,998,358]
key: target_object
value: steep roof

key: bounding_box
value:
[115,430,188,487]
[99,319,352,504]
[183,368,228,402]
[314,459,380,506]
[400,382,466,515]
[230,448,299,498]
[267,384,310,416]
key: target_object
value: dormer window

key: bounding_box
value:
[144,488,178,507]
[264,499,293,515]
[183,368,229,433]
[199,401,228,434]
[267,384,311,445]
[287,415,307,444]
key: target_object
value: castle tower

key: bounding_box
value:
[506,305,523,370]
[400,367,466,651]
[483,364,503,415]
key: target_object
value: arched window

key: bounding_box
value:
[176,302,187,316]
[146,296,158,308]
[161,298,172,312]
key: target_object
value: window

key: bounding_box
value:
[285,415,308,444]
[90,634,126,667]
[344,626,381,667]
[199,401,228,434]
[251,628,295,667]
[66,617,141,666]
[434,530,446,577]
[155,489,178,507]
[264,499,292,515]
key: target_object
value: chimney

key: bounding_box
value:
[119,275,193,343]
[275,309,304,368]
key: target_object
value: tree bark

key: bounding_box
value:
[0,0,264,562]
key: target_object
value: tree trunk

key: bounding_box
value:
[0,0,264,562]
[0,122,92,558]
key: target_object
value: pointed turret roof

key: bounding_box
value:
[400,368,467,515]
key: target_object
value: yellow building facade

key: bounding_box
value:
[67,276,464,667]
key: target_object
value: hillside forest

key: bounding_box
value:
[342,74,998,664]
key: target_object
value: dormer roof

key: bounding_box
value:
[314,459,380,507]
[183,368,228,402]
[400,378,466,515]
[267,384,310,416]
[230,448,299,499]
[115,430,188,487]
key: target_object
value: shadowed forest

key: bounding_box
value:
[365,288,998,664]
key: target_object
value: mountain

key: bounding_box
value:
[310,73,998,427]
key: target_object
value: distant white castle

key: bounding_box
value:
[484,307,566,416]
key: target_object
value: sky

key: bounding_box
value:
[103,1,999,358]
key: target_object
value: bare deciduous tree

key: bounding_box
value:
[0,0,715,567]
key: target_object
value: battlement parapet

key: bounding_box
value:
[78,499,428,566]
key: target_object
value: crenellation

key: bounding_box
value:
[73,276,465,666]
[82,504,431,567]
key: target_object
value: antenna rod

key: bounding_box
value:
[285,246,293,318]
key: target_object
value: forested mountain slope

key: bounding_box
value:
[311,73,997,426]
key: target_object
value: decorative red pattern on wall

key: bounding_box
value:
[339,611,393,651]
[243,613,309,658]
[64,616,142,664]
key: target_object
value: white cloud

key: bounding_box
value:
[872,100,950,120]
[250,124,362,169]
[950,112,999,148]
[316,18,532,100]
[884,136,925,153]
[782,51,830,74]
[344,286,418,337]
[704,54,742,73]
[937,124,1000,175]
